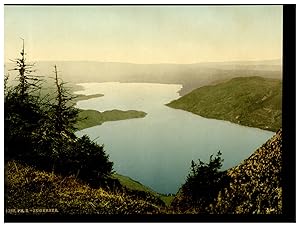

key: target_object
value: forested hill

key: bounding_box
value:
[167,76,282,132]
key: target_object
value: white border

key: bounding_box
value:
[0,0,298,4]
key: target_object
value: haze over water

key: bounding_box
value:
[75,82,274,194]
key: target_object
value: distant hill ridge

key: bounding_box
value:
[5,60,282,95]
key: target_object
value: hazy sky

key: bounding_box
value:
[4,5,282,64]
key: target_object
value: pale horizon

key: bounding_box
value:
[4,5,283,64]
[4,58,282,65]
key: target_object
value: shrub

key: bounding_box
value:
[56,135,113,188]
[175,151,230,213]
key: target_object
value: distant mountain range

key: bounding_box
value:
[5,60,282,95]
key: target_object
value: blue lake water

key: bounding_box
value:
[75,82,274,194]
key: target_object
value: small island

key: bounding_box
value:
[73,92,147,131]
[75,109,147,131]
[74,93,104,102]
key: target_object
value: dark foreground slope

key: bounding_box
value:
[5,129,282,215]
[5,161,164,215]
[172,128,282,214]
[167,77,282,131]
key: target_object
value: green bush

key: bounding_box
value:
[175,151,230,213]
[56,135,113,188]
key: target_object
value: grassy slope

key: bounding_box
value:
[75,109,147,131]
[167,76,282,132]
[112,173,159,195]
[6,161,164,215]
[112,174,175,206]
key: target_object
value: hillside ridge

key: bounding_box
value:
[167,76,282,131]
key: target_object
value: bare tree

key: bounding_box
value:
[52,65,78,138]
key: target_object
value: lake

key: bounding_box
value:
[75,82,274,194]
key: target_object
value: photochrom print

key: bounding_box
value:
[4,4,294,222]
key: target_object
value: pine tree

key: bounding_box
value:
[9,38,42,100]
[5,40,45,161]
[177,151,230,213]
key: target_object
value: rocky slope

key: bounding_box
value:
[172,128,282,214]
[214,128,282,214]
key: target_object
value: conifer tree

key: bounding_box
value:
[5,40,44,161]
[10,38,41,100]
